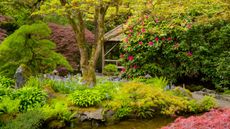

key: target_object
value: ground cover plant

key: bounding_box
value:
[105,81,216,120]
[162,108,230,129]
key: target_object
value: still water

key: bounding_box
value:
[73,117,174,129]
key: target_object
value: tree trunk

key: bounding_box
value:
[82,4,107,87]
[60,0,107,87]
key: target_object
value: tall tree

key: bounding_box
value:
[35,0,157,86]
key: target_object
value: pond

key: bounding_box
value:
[72,116,174,129]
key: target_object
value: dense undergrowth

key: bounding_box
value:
[0,75,217,128]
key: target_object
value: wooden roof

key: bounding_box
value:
[104,25,124,42]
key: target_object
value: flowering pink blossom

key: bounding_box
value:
[139,41,143,45]
[129,29,133,33]
[187,51,193,57]
[148,41,154,46]
[141,28,146,33]
[133,65,138,69]
[124,38,129,43]
[155,18,159,23]
[162,37,166,41]
[128,56,134,61]
[128,34,132,37]
[167,37,172,41]
[121,68,126,72]
[173,43,180,49]
[145,15,149,19]
[186,24,192,29]
[142,21,145,25]
[155,37,159,42]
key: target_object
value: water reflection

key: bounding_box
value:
[73,117,174,129]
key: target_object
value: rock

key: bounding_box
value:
[84,108,104,120]
[108,76,122,81]
[74,108,104,122]
[202,88,216,94]
[104,110,117,125]
[72,108,105,128]
[47,120,66,129]
[14,64,32,88]
[144,74,152,78]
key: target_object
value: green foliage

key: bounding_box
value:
[0,76,14,88]
[70,89,105,107]
[103,64,118,76]
[2,110,44,129]
[106,82,216,119]
[0,96,20,115]
[171,87,192,98]
[0,76,15,98]
[95,80,121,100]
[133,77,168,89]
[0,0,31,26]
[24,76,43,88]
[40,100,74,122]
[0,22,72,78]
[187,96,217,113]
[0,87,13,98]
[115,106,132,119]
[223,90,230,95]
[14,87,47,112]
[121,9,230,88]
[49,79,86,94]
[198,96,217,111]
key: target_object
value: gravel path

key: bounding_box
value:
[192,93,230,108]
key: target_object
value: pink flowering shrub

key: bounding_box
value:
[120,15,230,88]
[162,108,230,129]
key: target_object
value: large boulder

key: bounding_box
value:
[14,64,32,88]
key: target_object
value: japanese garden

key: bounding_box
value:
[0,0,230,129]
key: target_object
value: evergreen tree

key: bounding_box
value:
[0,22,72,77]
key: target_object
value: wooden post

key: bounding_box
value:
[102,41,105,74]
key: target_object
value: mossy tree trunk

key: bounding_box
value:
[60,0,107,86]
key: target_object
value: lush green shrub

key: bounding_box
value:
[0,87,14,98]
[24,76,43,88]
[171,87,192,98]
[198,96,217,112]
[14,87,47,112]
[133,77,168,90]
[106,82,216,119]
[94,80,121,100]
[0,96,20,115]
[40,100,74,122]
[103,64,118,76]
[0,22,72,77]
[70,89,105,107]
[120,14,230,88]
[0,76,14,88]
[2,110,44,129]
[114,106,132,119]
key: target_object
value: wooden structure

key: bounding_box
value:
[102,25,124,72]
